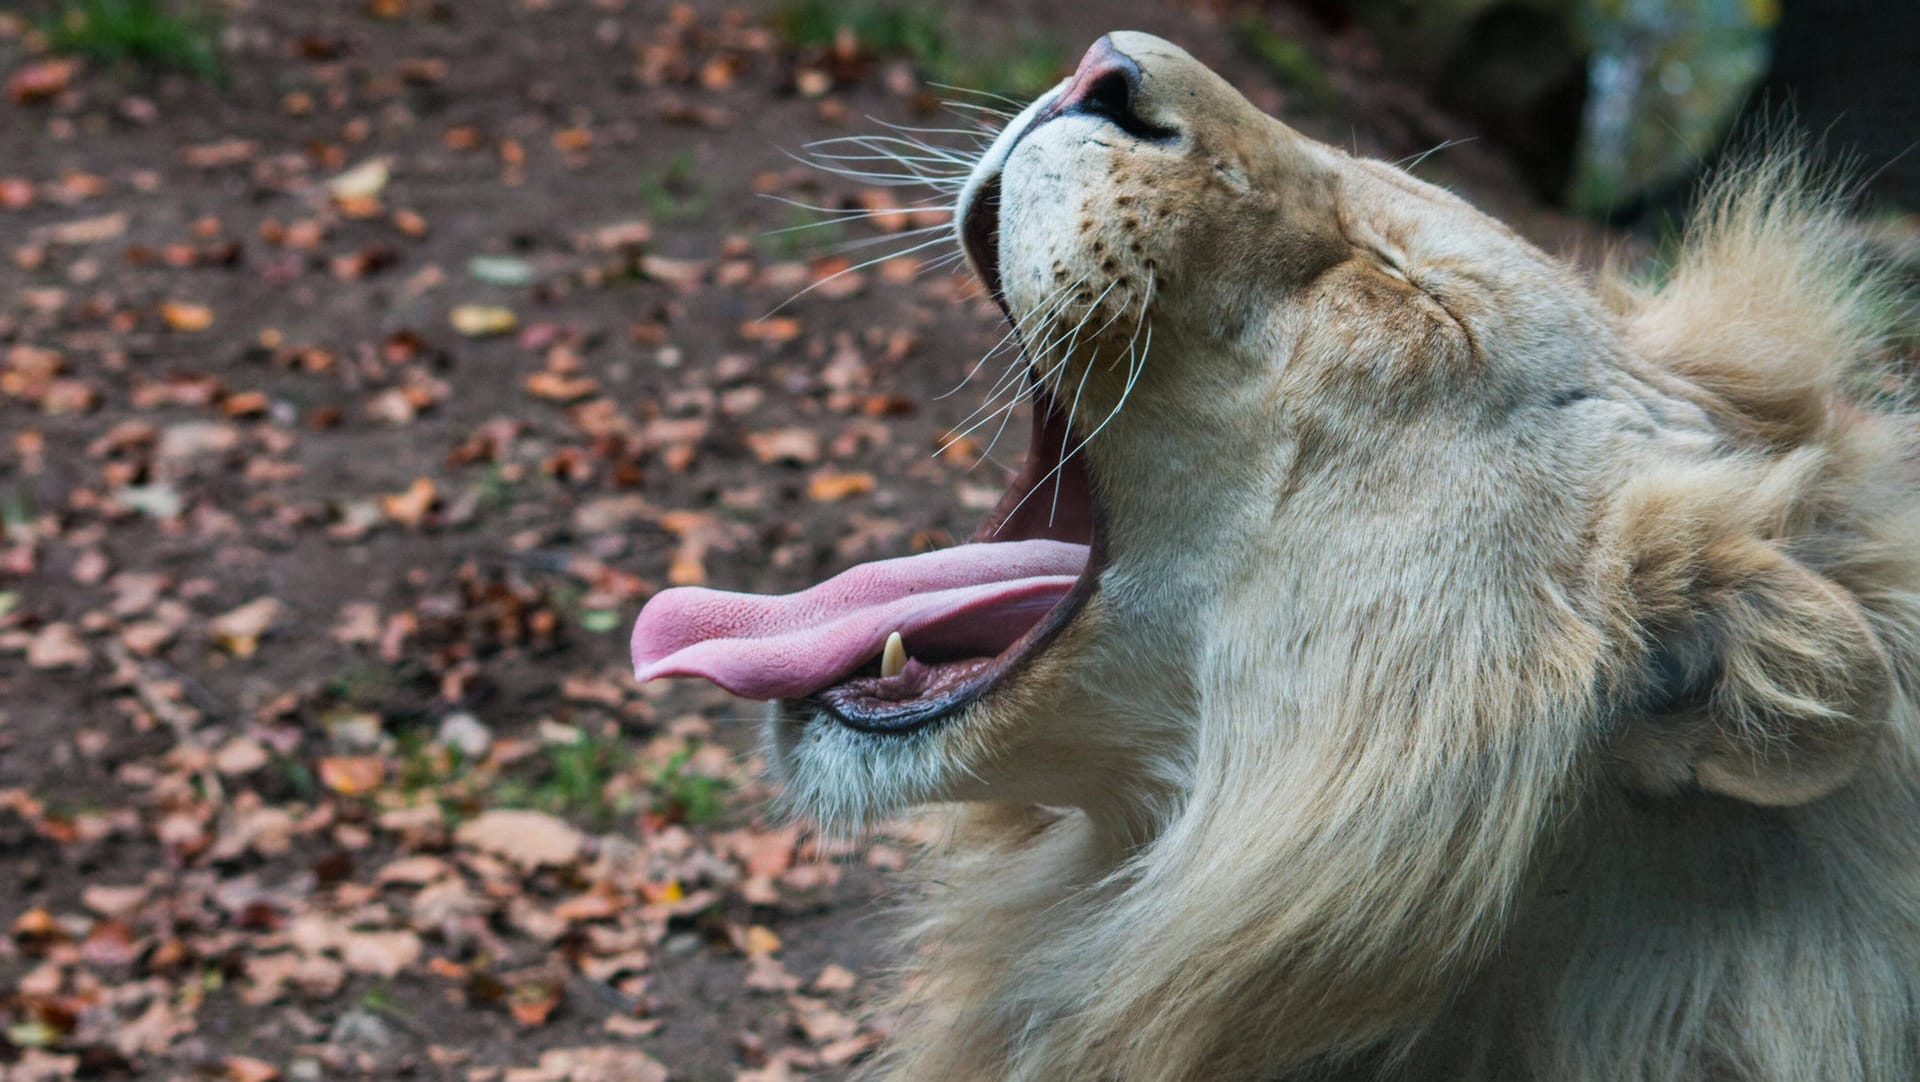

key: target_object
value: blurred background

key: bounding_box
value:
[0,2,1912,1080]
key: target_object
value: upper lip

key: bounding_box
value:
[960,175,1006,308]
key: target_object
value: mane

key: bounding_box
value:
[855,154,1920,1081]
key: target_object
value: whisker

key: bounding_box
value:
[787,149,971,189]
[763,233,956,317]
[1064,278,1155,464]
[869,117,1001,141]
[1006,279,1157,532]
[1048,346,1101,524]
[1396,136,1478,173]
[811,224,955,259]
[942,100,1018,121]
[929,82,1034,110]
[934,277,1081,402]
[938,287,1083,447]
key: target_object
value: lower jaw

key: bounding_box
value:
[801,407,1105,737]
[801,530,1102,735]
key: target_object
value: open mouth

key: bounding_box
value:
[630,170,1102,734]
[630,398,1100,734]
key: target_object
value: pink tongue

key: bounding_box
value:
[631,540,1088,700]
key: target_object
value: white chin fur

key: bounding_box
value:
[954,82,1069,284]
[765,704,964,829]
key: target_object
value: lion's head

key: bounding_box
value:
[635,32,1920,1081]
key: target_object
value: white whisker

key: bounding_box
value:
[764,233,956,317]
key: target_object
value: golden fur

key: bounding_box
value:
[767,33,1920,1080]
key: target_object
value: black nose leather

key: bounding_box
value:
[1045,35,1177,141]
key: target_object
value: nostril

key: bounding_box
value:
[1077,69,1136,126]
[1050,36,1178,141]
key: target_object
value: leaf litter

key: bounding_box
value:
[0,0,1571,1077]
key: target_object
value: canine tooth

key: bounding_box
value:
[881,631,907,678]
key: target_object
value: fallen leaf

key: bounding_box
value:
[468,255,536,286]
[80,885,149,919]
[450,304,518,337]
[214,737,271,776]
[225,1055,281,1082]
[584,220,652,250]
[210,597,282,657]
[740,317,802,343]
[523,371,600,402]
[33,211,129,245]
[531,1046,668,1082]
[331,602,382,644]
[808,470,876,502]
[375,854,450,885]
[454,809,583,868]
[0,177,32,209]
[158,301,214,332]
[639,254,707,285]
[745,427,821,464]
[380,477,437,526]
[813,963,858,992]
[743,924,782,957]
[25,623,89,669]
[326,157,391,200]
[508,977,564,1027]
[7,59,78,104]
[157,420,240,461]
[341,929,422,976]
[317,755,386,796]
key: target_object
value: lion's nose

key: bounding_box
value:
[1045,35,1173,140]
[1054,35,1138,114]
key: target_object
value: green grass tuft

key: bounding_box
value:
[640,150,713,223]
[491,728,632,828]
[40,0,223,80]
[652,746,731,825]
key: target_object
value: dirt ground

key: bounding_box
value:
[0,1,1589,1078]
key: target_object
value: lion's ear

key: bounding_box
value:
[1616,530,1892,807]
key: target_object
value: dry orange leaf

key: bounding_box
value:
[508,979,563,1027]
[317,755,386,796]
[159,301,215,332]
[221,391,269,417]
[380,477,436,526]
[11,905,60,940]
[808,470,876,502]
[523,371,600,402]
[743,924,782,957]
[740,317,802,343]
[744,427,821,464]
[225,1055,281,1082]
[7,59,77,104]
[333,193,385,219]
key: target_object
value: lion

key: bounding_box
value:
[632,32,1920,1081]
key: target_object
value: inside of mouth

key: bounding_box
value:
[628,398,1097,722]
